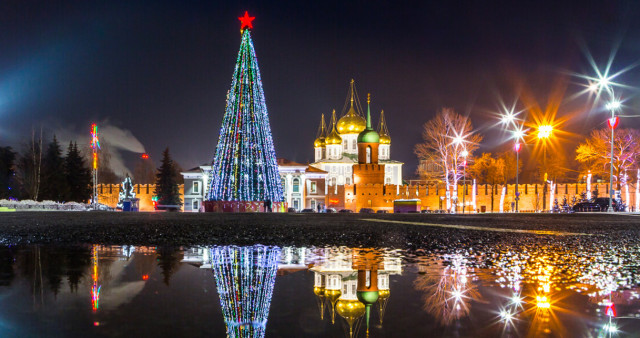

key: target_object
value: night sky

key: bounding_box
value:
[2,1,640,176]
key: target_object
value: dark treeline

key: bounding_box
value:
[2,134,184,205]
[0,135,92,202]
[0,132,136,202]
[0,245,184,294]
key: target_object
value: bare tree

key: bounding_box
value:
[576,128,640,189]
[415,108,482,211]
[17,128,43,200]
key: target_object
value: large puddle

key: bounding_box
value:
[0,243,637,337]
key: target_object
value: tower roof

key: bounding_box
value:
[314,113,327,148]
[357,94,380,143]
[326,110,343,145]
[378,110,391,144]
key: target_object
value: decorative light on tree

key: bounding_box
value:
[587,172,592,200]
[207,12,284,203]
[472,179,477,213]
[117,175,136,209]
[624,172,630,212]
[549,181,555,212]
[90,124,100,208]
[635,169,640,212]
[210,245,281,338]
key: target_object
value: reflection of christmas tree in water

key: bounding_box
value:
[210,245,280,338]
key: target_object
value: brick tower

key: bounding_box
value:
[352,94,386,210]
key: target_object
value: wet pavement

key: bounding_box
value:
[0,212,638,337]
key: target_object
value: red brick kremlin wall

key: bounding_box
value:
[97,184,184,211]
[329,182,639,213]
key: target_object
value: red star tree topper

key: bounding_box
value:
[238,11,255,30]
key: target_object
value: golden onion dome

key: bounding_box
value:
[325,129,342,145]
[337,106,366,134]
[313,286,325,297]
[314,136,326,148]
[378,289,390,299]
[325,289,342,303]
[326,110,342,145]
[335,299,365,323]
[379,133,391,144]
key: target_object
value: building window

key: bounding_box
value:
[293,199,299,210]
[192,199,199,211]
[310,182,317,193]
[281,177,286,190]
[346,177,351,185]
[352,139,356,150]
[366,146,372,163]
[193,181,200,194]
[293,178,300,192]
[385,177,391,185]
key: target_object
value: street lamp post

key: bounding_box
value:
[537,125,552,212]
[589,74,622,212]
[607,111,620,212]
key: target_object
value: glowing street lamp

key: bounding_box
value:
[537,125,553,139]
[606,100,621,111]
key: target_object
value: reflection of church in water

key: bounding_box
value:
[181,246,401,337]
[311,247,402,337]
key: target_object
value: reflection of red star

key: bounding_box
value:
[238,11,255,30]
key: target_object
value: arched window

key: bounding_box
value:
[292,178,300,192]
[352,139,356,151]
[366,146,372,163]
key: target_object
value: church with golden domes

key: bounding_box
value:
[310,80,403,189]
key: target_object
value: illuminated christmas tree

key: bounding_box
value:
[210,245,281,338]
[207,12,284,202]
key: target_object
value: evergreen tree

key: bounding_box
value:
[154,148,182,206]
[65,245,91,293]
[207,22,283,202]
[40,136,69,202]
[0,146,17,199]
[65,142,92,203]
[156,246,183,285]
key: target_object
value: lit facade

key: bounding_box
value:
[310,80,403,188]
[180,160,327,212]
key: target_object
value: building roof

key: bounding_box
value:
[277,158,306,167]
[306,166,328,173]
